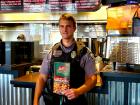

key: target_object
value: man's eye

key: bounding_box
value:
[67,25,71,28]
[60,26,64,28]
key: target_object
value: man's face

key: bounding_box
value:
[59,19,76,40]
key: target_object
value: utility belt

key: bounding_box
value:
[42,91,87,105]
[42,82,87,105]
[42,91,63,105]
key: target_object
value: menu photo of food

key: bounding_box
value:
[53,62,70,95]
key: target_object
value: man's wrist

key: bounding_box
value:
[75,88,84,96]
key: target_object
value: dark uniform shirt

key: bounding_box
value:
[40,41,96,77]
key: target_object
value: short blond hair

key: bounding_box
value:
[59,13,76,28]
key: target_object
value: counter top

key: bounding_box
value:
[10,72,39,88]
[101,70,140,82]
[10,71,140,89]
[10,70,140,105]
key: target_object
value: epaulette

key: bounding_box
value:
[51,41,88,56]
[51,42,61,51]
[76,41,86,56]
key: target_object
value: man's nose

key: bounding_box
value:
[64,27,67,32]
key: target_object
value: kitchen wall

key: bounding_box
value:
[0,22,107,59]
[0,6,108,59]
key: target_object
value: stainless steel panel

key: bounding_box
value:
[21,88,26,105]
[0,74,31,105]
[86,81,124,105]
[128,83,140,105]
[8,75,12,105]
[99,94,108,105]
[108,81,124,105]
[138,84,140,105]
[3,73,140,105]
[85,91,109,105]
[3,74,6,105]
[13,87,16,105]
[0,74,3,105]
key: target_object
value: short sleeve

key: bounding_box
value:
[80,49,96,76]
[39,50,52,75]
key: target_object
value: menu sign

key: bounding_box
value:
[0,0,23,11]
[48,0,100,12]
[24,0,45,2]
[0,0,101,12]
[48,0,75,12]
[76,0,100,11]
[23,0,46,12]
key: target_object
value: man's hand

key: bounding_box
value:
[63,74,97,100]
[63,88,79,100]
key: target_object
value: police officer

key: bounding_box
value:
[34,13,97,105]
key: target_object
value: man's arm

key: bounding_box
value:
[76,74,97,95]
[64,74,97,100]
[33,74,48,105]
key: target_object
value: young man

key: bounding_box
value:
[34,13,97,105]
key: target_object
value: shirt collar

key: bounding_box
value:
[60,39,76,53]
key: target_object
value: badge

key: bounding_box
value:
[53,50,62,57]
[71,51,76,58]
[90,53,95,59]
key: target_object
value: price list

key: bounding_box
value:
[76,0,100,11]
[48,0,100,12]
[23,0,46,12]
[48,0,72,11]
[0,0,100,12]
[0,0,23,11]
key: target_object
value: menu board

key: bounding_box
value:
[0,0,101,12]
[0,0,23,11]
[24,0,46,12]
[48,0,100,12]
[76,0,100,11]
[47,0,76,12]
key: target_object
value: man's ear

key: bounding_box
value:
[74,26,76,31]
